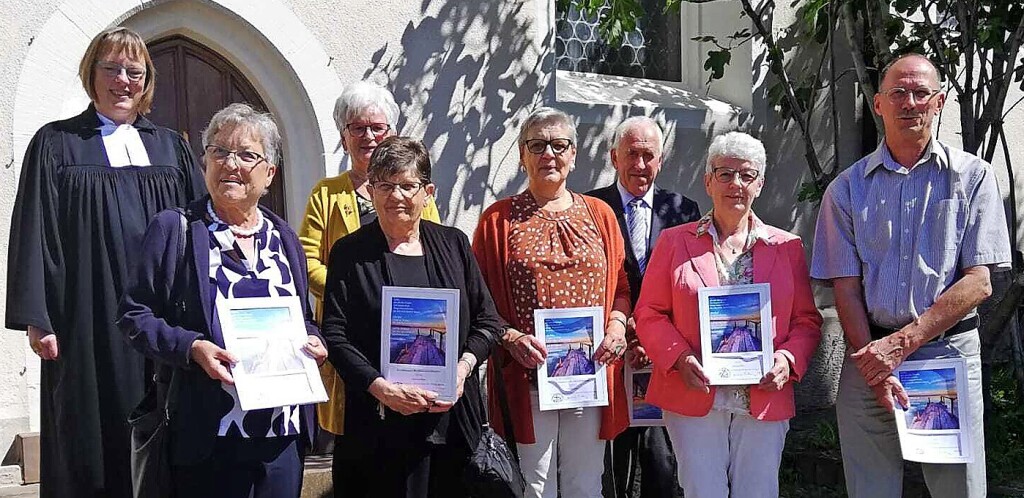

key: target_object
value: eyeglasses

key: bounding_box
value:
[370,181,425,197]
[523,138,574,155]
[345,123,391,138]
[95,61,147,82]
[712,167,761,185]
[204,145,267,169]
[882,87,940,105]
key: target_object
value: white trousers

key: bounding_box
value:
[664,409,789,498]
[517,391,605,498]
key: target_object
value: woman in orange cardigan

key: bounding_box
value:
[635,132,822,498]
[473,107,631,498]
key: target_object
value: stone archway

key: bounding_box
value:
[12,0,343,224]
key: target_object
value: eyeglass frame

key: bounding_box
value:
[369,180,427,198]
[203,144,269,170]
[522,138,574,155]
[344,123,392,138]
[95,61,147,82]
[881,86,942,105]
[710,167,761,185]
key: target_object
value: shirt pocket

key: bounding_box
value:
[921,198,967,276]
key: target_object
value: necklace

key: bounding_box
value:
[207,200,264,237]
[721,235,745,255]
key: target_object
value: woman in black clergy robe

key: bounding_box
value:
[4,27,203,498]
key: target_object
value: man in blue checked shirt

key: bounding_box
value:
[811,53,1011,498]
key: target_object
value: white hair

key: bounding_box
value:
[517,107,577,145]
[333,81,400,133]
[706,132,766,174]
[202,103,281,165]
[612,116,664,153]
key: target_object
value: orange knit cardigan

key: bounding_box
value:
[472,194,631,444]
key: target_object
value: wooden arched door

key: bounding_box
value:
[147,36,286,217]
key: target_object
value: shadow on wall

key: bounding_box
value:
[363,0,547,228]
[360,0,846,238]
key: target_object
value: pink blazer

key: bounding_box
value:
[634,221,822,421]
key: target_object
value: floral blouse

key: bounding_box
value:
[696,210,768,414]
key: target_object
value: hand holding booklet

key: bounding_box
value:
[216,296,328,411]
[698,283,775,385]
[535,306,609,411]
[379,286,460,402]
[893,357,974,464]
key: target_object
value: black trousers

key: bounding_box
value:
[611,426,683,498]
[172,436,303,498]
[332,433,470,498]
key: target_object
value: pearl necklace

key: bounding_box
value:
[207,201,264,237]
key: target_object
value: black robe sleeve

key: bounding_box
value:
[6,126,65,335]
[174,132,207,201]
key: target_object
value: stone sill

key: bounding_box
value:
[555,70,744,117]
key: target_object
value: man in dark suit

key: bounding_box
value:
[587,116,700,498]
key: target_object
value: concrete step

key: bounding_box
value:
[0,466,20,487]
[302,454,332,498]
[0,484,37,498]
[0,455,331,498]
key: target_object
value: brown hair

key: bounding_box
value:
[78,27,157,115]
[368,136,432,184]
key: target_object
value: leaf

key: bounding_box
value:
[691,35,718,42]
[798,180,825,204]
[704,49,732,81]
[728,28,752,40]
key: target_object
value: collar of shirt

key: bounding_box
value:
[695,209,770,247]
[615,180,656,211]
[93,110,156,131]
[863,138,952,177]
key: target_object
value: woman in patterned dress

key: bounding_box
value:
[472,107,632,498]
[634,132,822,498]
[118,103,327,497]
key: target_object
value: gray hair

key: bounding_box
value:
[333,81,400,133]
[517,107,577,145]
[202,103,282,166]
[706,132,766,174]
[612,116,664,152]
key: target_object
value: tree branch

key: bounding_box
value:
[841,1,884,140]
[740,0,825,179]
[918,0,966,95]
[981,11,1024,161]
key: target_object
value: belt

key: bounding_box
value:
[868,315,979,341]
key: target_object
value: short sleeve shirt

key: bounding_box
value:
[810,140,1011,328]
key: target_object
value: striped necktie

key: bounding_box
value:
[627,197,648,274]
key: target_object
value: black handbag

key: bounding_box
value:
[464,353,527,498]
[128,366,179,498]
[129,209,187,498]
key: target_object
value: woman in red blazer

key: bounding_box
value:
[634,132,822,498]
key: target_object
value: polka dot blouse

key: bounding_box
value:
[506,191,608,337]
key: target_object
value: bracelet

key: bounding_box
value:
[458,357,474,370]
[609,316,628,329]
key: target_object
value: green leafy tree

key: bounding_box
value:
[566,0,1024,396]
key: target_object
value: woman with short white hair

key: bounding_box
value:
[296,81,441,482]
[635,131,822,497]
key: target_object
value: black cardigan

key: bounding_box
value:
[321,219,502,448]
